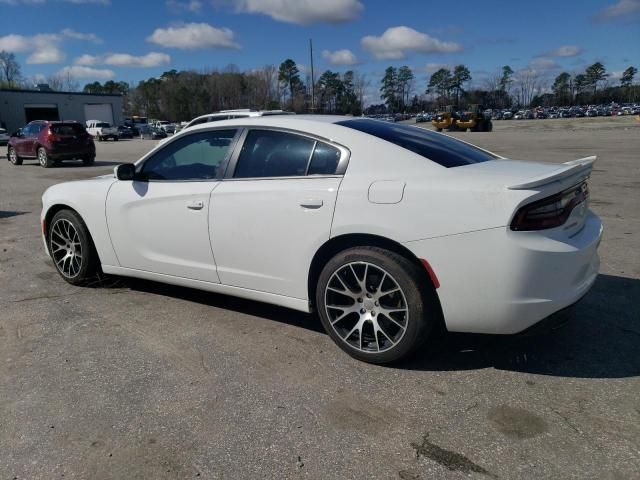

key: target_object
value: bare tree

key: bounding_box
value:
[353,72,370,111]
[0,51,22,87]
[513,69,543,107]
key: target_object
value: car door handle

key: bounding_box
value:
[299,198,323,209]
[186,200,204,210]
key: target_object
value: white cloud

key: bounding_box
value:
[74,54,98,66]
[421,63,453,74]
[544,45,583,57]
[0,29,101,64]
[147,23,240,49]
[166,0,202,12]
[27,44,65,64]
[58,65,114,79]
[321,49,359,66]
[61,28,102,43]
[231,0,362,24]
[361,26,462,60]
[594,0,640,21]
[528,57,561,71]
[0,33,65,64]
[75,52,171,67]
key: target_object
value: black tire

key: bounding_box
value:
[113,136,119,141]
[436,128,443,132]
[8,146,23,165]
[82,155,95,166]
[316,246,440,364]
[38,147,54,168]
[48,209,99,285]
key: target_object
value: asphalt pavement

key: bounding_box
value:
[1,117,639,479]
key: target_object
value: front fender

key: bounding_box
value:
[42,177,119,266]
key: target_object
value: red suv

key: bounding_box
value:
[7,120,96,168]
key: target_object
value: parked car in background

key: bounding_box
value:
[86,120,119,141]
[153,120,176,134]
[7,121,95,167]
[0,127,9,146]
[184,109,294,130]
[117,125,134,139]
[138,125,168,140]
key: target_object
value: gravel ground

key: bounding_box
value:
[1,117,639,479]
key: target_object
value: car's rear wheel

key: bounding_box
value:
[82,155,95,166]
[48,209,99,285]
[8,146,22,165]
[38,147,53,168]
[316,247,438,364]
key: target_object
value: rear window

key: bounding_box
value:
[336,119,497,168]
[96,122,110,128]
[51,124,86,135]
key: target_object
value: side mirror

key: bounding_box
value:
[115,163,136,181]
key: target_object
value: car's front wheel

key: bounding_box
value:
[48,209,99,285]
[82,155,95,166]
[316,247,438,364]
[8,146,22,165]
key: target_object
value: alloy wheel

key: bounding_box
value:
[38,149,47,167]
[50,218,83,278]
[324,262,409,353]
[9,148,17,164]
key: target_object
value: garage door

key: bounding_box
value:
[84,104,114,125]
[24,104,59,123]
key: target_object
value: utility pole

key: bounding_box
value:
[309,38,315,112]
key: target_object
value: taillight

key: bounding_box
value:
[47,129,60,143]
[510,182,589,231]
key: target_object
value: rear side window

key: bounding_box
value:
[51,124,86,135]
[337,119,497,168]
[308,142,341,175]
[234,130,315,178]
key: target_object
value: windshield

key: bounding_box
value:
[337,119,497,168]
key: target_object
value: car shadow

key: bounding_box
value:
[400,274,640,379]
[102,276,325,334]
[103,273,639,379]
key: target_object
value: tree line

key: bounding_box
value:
[1,49,638,120]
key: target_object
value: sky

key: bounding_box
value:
[1,0,638,95]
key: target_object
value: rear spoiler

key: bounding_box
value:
[507,156,596,190]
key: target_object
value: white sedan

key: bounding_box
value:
[41,116,602,364]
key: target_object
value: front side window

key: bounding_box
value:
[139,130,236,181]
[234,130,315,178]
